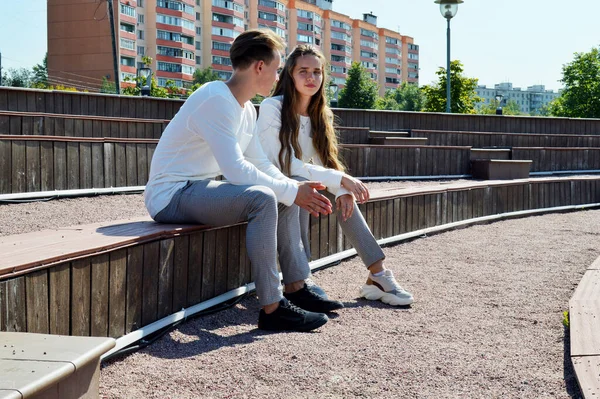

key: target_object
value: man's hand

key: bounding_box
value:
[341,174,370,204]
[336,194,355,222]
[294,181,332,217]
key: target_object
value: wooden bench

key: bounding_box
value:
[368,130,410,138]
[470,159,532,180]
[411,129,600,148]
[470,148,511,160]
[0,332,114,399]
[0,110,168,139]
[368,137,428,146]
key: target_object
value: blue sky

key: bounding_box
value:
[0,0,598,91]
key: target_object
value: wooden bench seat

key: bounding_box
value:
[368,137,428,146]
[369,130,410,138]
[0,332,114,399]
[471,159,532,180]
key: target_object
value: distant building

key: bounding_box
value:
[47,0,419,95]
[475,82,561,115]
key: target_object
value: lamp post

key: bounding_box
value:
[495,93,504,115]
[137,67,152,96]
[329,82,339,108]
[434,0,463,113]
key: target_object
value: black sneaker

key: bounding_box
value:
[258,298,328,332]
[284,283,344,313]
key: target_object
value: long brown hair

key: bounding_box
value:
[272,45,344,176]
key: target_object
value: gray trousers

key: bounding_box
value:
[294,178,385,267]
[154,179,311,306]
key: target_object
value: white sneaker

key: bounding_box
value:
[360,270,414,306]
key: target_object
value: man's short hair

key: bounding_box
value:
[230,29,286,70]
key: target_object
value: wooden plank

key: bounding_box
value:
[373,201,381,239]
[109,249,127,338]
[48,263,70,335]
[571,355,600,398]
[137,144,148,185]
[40,141,54,191]
[0,140,10,194]
[309,214,319,260]
[11,140,26,193]
[125,246,143,333]
[91,254,110,337]
[202,230,216,301]
[71,258,91,336]
[158,239,174,319]
[172,235,189,312]
[53,141,67,190]
[103,143,115,188]
[142,241,159,326]
[64,118,74,137]
[91,142,104,188]
[66,141,79,190]
[79,141,92,189]
[115,142,127,187]
[3,277,27,332]
[392,198,401,236]
[188,232,204,306]
[215,229,229,296]
[25,270,49,334]
[328,205,338,255]
[126,143,138,186]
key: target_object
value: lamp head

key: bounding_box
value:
[434,0,463,19]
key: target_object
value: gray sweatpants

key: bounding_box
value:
[154,179,311,306]
[294,178,385,267]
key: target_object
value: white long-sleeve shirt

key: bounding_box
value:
[145,82,298,218]
[257,96,349,199]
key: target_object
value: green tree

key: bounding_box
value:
[31,53,48,87]
[4,68,32,87]
[478,99,524,116]
[193,67,221,86]
[337,62,378,109]
[100,76,117,94]
[394,82,424,111]
[422,60,481,114]
[375,89,399,110]
[550,46,600,118]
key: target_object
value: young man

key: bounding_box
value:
[145,30,343,332]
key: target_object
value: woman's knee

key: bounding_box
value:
[246,185,277,209]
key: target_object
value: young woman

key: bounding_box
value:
[256,45,414,306]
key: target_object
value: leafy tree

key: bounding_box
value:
[550,46,600,118]
[422,60,481,114]
[337,62,378,109]
[3,68,32,87]
[121,75,185,98]
[376,83,425,111]
[32,53,48,87]
[478,99,524,116]
[193,67,221,86]
[100,77,117,94]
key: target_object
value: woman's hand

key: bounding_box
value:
[336,194,355,222]
[341,174,370,204]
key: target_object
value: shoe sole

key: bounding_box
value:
[360,285,414,306]
[259,315,329,332]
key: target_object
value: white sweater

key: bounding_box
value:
[145,82,298,218]
[257,96,349,199]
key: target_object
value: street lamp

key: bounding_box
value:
[329,82,339,108]
[434,0,463,113]
[495,93,504,115]
[137,67,152,96]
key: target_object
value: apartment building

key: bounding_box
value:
[47,0,419,93]
[476,82,560,115]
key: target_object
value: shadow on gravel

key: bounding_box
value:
[343,298,412,311]
[563,326,583,398]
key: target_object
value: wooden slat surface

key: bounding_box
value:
[572,355,600,399]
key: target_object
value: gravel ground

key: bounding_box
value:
[1,180,598,398]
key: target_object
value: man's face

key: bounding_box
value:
[257,49,283,97]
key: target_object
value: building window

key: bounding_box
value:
[297,34,313,44]
[211,27,239,38]
[157,0,194,15]
[120,38,136,50]
[157,13,195,30]
[120,23,135,33]
[408,53,419,60]
[196,26,201,35]
[360,39,377,49]
[258,0,285,11]
[120,4,136,17]
[212,55,232,66]
[213,13,244,27]
[137,30,144,40]
[138,0,144,6]
[157,61,195,75]
[297,10,313,19]
[330,65,346,74]
[212,0,244,13]
[196,56,201,65]
[157,46,195,59]
[137,14,144,24]
[385,37,398,44]
[217,71,232,80]
[212,41,232,51]
[331,55,351,64]
[331,19,350,30]
[360,50,377,59]
[385,77,400,84]
[157,30,194,45]
[385,57,399,65]
[360,28,376,38]
[120,56,135,67]
[195,41,201,50]
[258,11,285,24]
[137,46,145,55]
[330,31,349,41]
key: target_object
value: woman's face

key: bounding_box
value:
[291,54,323,99]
